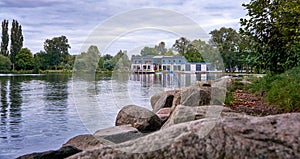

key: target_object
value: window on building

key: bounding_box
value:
[179,60,181,63]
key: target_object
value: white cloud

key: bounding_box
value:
[0,0,250,55]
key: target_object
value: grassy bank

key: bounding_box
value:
[226,66,300,114]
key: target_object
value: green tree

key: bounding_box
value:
[140,46,158,56]
[240,0,300,74]
[103,54,113,61]
[103,60,114,71]
[10,20,23,70]
[44,35,70,69]
[172,37,190,56]
[173,37,204,62]
[74,45,100,72]
[209,27,241,72]
[0,54,11,72]
[15,48,34,70]
[34,51,48,70]
[154,41,167,55]
[1,19,9,56]
[190,39,223,69]
[113,50,131,71]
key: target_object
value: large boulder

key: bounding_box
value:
[151,90,179,113]
[115,105,162,132]
[170,86,211,113]
[68,112,300,159]
[94,125,145,144]
[63,134,113,151]
[181,87,211,106]
[162,105,233,129]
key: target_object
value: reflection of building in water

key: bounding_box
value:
[130,73,220,90]
[131,55,218,73]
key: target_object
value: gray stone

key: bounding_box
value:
[181,87,211,106]
[68,113,300,159]
[153,93,174,113]
[94,125,144,144]
[115,105,162,132]
[63,134,113,151]
[162,105,233,129]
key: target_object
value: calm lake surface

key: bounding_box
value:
[0,73,223,158]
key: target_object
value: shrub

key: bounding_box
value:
[250,66,300,112]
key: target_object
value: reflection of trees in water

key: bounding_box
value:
[44,74,69,109]
[0,76,23,140]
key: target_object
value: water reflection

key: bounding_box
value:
[0,73,225,159]
[0,74,88,159]
[0,76,24,155]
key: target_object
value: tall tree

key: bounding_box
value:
[10,20,23,70]
[172,37,190,56]
[1,20,9,56]
[209,27,241,72]
[44,35,70,69]
[154,41,167,55]
[173,37,205,63]
[240,0,300,74]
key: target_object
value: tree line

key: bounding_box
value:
[0,19,129,73]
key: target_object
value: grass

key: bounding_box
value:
[249,66,300,112]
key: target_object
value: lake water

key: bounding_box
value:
[0,73,223,158]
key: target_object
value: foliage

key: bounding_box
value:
[74,45,100,72]
[1,19,9,56]
[34,51,48,70]
[0,54,11,72]
[173,37,205,63]
[10,20,23,70]
[154,42,167,55]
[109,50,131,71]
[140,41,167,56]
[266,67,300,111]
[44,35,71,69]
[250,66,300,112]
[209,27,242,72]
[140,46,157,56]
[15,48,34,70]
[240,0,300,74]
[172,37,190,56]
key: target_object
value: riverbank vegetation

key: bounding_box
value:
[226,65,300,115]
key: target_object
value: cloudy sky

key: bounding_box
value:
[0,0,250,55]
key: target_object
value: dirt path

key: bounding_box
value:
[227,89,284,116]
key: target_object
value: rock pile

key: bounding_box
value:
[18,81,300,159]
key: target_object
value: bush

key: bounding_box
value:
[250,66,300,112]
